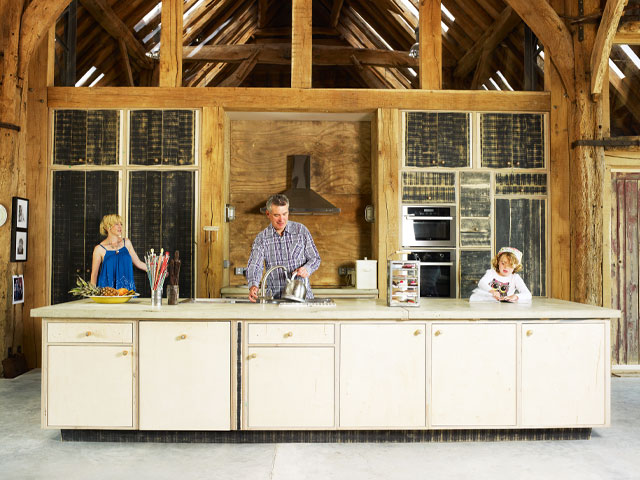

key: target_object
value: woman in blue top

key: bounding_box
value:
[90,214,147,291]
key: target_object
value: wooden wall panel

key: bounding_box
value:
[229,120,371,287]
[611,173,640,365]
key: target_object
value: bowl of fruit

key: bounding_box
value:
[69,277,139,303]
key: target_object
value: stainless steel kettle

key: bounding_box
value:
[282,272,307,302]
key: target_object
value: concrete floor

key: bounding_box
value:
[1,370,639,480]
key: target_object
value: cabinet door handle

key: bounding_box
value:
[526,330,533,337]
[434,330,441,336]
[248,353,257,359]
[85,331,92,336]
[122,350,128,356]
[284,331,293,338]
[414,329,422,336]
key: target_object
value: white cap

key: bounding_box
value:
[498,246,522,266]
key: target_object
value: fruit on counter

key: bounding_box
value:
[69,277,136,297]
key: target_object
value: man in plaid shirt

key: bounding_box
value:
[247,194,321,302]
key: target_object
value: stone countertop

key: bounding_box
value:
[31,298,620,321]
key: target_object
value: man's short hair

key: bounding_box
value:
[266,194,289,212]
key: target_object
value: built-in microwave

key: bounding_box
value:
[402,205,456,248]
[408,250,456,298]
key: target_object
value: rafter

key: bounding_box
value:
[609,72,640,126]
[454,6,521,80]
[217,50,260,87]
[330,0,344,28]
[184,44,419,68]
[591,0,628,97]
[504,0,575,99]
[79,0,153,69]
[118,38,135,86]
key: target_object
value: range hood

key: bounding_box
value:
[261,155,341,215]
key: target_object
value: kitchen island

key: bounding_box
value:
[32,298,619,442]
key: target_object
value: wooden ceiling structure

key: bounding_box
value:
[53,0,640,133]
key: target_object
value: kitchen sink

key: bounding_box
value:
[183,297,335,306]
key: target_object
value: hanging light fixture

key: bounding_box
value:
[409,27,419,58]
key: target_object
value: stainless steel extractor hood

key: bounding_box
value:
[260,155,341,215]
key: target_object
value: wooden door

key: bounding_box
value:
[430,323,517,426]
[521,323,607,427]
[47,345,133,428]
[340,324,426,428]
[139,321,231,430]
[246,347,335,428]
[611,172,640,365]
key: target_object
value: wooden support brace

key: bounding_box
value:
[590,0,628,97]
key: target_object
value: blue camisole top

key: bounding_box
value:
[96,239,136,291]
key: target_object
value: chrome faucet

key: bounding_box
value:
[260,265,287,302]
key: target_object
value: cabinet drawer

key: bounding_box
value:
[47,322,133,344]
[247,323,334,344]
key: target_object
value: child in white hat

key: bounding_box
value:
[469,247,532,303]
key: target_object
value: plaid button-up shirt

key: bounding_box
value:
[246,221,321,299]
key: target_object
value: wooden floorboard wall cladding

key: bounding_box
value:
[228,120,372,286]
[610,173,640,365]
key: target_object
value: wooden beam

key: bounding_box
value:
[372,108,400,301]
[199,107,229,298]
[79,0,153,69]
[184,44,420,68]
[591,0,628,97]
[291,0,312,88]
[470,48,492,90]
[48,86,551,112]
[118,39,135,86]
[419,0,442,89]
[330,0,344,28]
[258,0,268,28]
[159,0,183,87]
[504,0,575,99]
[217,50,259,87]
[454,6,521,79]
[615,20,640,43]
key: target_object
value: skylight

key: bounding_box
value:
[621,44,640,69]
[184,0,207,22]
[496,70,514,91]
[75,66,96,87]
[397,0,453,30]
[441,4,455,22]
[89,73,105,87]
[609,59,625,79]
[143,24,162,44]
[481,84,489,90]
[134,2,161,32]
[489,77,501,90]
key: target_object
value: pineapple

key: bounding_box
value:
[68,277,101,297]
[100,287,118,296]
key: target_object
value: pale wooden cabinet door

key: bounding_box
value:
[431,323,517,426]
[47,345,133,428]
[340,324,426,428]
[246,347,335,428]
[522,323,607,426]
[139,321,231,430]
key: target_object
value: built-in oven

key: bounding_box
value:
[402,205,456,248]
[408,250,456,298]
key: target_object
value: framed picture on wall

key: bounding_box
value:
[11,230,28,262]
[12,275,24,304]
[12,197,28,230]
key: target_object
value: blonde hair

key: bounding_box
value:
[99,214,124,236]
[491,251,522,273]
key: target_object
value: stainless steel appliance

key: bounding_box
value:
[408,250,456,298]
[402,205,456,248]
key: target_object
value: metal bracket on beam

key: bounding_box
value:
[572,138,640,148]
[578,0,585,42]
[0,122,21,132]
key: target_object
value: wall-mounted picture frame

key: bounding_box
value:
[13,275,24,304]
[12,197,29,230]
[11,230,28,262]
